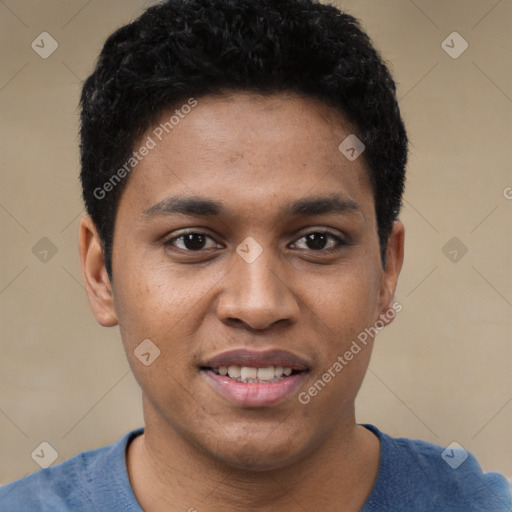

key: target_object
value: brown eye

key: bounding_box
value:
[292,231,346,252]
[165,232,219,252]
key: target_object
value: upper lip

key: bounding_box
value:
[201,349,310,371]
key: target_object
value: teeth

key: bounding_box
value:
[256,367,275,381]
[215,365,296,382]
[227,365,241,378]
[241,367,258,381]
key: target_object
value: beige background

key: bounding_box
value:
[1,0,511,484]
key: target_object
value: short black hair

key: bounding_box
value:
[80,0,408,278]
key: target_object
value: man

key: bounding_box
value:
[1,0,510,510]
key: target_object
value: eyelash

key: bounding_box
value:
[163,229,347,254]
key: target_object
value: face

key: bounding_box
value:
[80,92,404,471]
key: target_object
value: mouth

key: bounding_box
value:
[207,365,299,383]
[200,349,310,407]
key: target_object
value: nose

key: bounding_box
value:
[216,247,300,331]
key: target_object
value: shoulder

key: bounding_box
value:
[0,429,143,512]
[363,424,512,512]
[0,453,94,512]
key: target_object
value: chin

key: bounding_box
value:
[202,429,313,472]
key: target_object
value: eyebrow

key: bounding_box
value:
[141,194,363,220]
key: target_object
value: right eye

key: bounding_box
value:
[163,231,222,252]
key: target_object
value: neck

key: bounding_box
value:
[126,403,380,512]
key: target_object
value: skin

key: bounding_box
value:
[80,92,405,512]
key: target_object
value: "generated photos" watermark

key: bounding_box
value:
[298,301,403,404]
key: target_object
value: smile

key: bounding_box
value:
[200,349,310,407]
[210,365,294,383]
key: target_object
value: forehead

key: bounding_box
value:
[118,92,375,222]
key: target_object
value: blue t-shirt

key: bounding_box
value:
[1,425,510,511]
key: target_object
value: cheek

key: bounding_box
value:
[112,253,199,336]
[112,262,199,415]
[111,253,227,385]
[297,262,380,404]
[304,264,381,345]
[298,280,377,423]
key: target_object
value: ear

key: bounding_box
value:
[377,219,405,325]
[79,216,118,327]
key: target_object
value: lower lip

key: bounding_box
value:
[202,370,307,407]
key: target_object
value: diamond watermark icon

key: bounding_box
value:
[442,237,468,263]
[442,442,468,469]
[441,32,468,59]
[31,32,59,59]
[338,134,365,161]
[236,236,263,264]
[134,339,161,366]
[32,237,58,263]
[31,441,58,469]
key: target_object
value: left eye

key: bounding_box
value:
[292,231,345,252]
[164,230,345,252]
